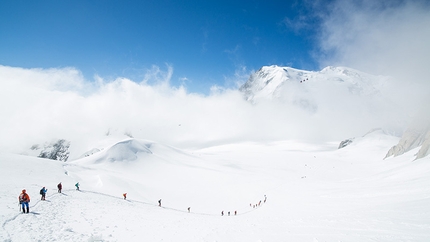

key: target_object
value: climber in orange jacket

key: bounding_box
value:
[19,189,30,213]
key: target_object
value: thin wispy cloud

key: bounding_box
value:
[282,14,311,34]
[142,64,174,85]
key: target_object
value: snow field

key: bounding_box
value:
[1,131,430,241]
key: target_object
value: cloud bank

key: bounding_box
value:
[0,63,391,159]
[315,0,430,121]
[0,65,297,158]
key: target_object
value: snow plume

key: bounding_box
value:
[315,0,430,125]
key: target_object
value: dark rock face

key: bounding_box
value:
[38,139,70,162]
[338,139,354,149]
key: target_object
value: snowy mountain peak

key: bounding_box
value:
[78,138,193,166]
[239,65,312,101]
[240,65,386,103]
[96,139,153,163]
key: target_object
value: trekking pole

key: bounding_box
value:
[19,203,21,212]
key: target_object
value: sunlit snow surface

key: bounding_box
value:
[1,131,430,241]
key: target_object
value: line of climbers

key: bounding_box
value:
[300,78,309,83]
[221,210,237,216]
[19,183,267,216]
[19,182,79,214]
[250,195,267,208]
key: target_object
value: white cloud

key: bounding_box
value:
[0,62,412,159]
[0,65,87,92]
[318,1,430,76]
[0,65,267,157]
[315,0,430,126]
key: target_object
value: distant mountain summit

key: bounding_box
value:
[239,65,310,101]
[239,65,384,103]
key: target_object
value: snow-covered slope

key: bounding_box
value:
[2,133,430,241]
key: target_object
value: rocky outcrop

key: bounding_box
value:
[385,124,430,160]
[37,139,71,162]
[416,130,430,159]
[338,138,354,149]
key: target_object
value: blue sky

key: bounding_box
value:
[1,0,430,95]
[1,0,430,150]
[0,0,322,93]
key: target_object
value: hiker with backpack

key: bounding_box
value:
[57,182,62,193]
[40,187,47,200]
[19,189,30,213]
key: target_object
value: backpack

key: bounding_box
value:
[40,189,43,195]
[19,193,29,203]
